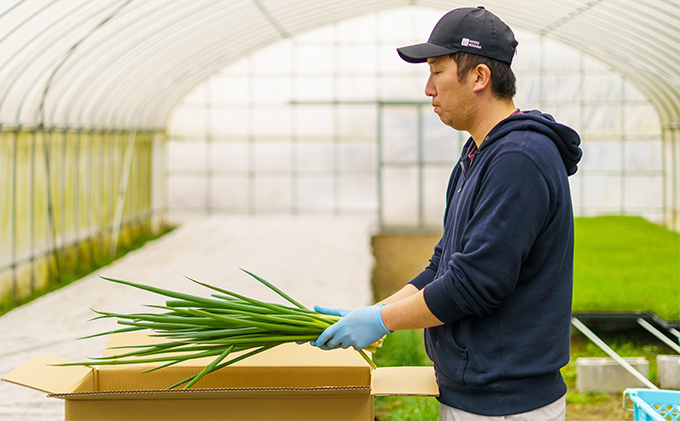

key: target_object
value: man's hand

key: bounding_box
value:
[311,305,391,350]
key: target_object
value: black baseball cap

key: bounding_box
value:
[397,6,518,65]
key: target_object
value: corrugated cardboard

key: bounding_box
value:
[2,333,438,421]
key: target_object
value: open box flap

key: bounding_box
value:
[1,354,94,395]
[371,366,439,396]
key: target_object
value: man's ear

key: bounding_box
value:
[471,64,492,93]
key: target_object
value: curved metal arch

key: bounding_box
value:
[64,0,233,127]
[547,0,678,38]
[0,0,675,130]
[141,36,263,128]
[0,0,63,75]
[127,1,441,128]
[3,0,134,126]
[595,64,678,124]
[544,28,680,122]
[140,5,460,127]
[486,1,680,74]
[146,2,679,130]
[42,0,171,125]
[147,50,669,137]
[153,0,679,129]
[131,45,249,129]
[263,0,391,35]
[72,1,264,128]
[123,2,442,128]
[115,23,277,129]
[92,7,275,128]
[15,0,132,126]
[615,65,676,122]
[605,0,680,36]
[47,0,218,126]
[596,57,679,123]
[559,42,680,124]
[35,0,136,126]
[562,5,680,81]
[12,0,131,125]
[555,22,680,117]
[0,0,98,118]
[0,0,30,21]
[532,17,680,122]
[142,55,243,130]
[418,0,579,29]
[460,0,680,96]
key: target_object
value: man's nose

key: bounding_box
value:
[425,77,435,97]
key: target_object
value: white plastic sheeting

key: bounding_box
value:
[166,9,664,227]
[0,0,677,130]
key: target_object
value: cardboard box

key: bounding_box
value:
[2,333,438,420]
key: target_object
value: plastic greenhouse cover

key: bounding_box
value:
[0,0,676,130]
[162,4,669,227]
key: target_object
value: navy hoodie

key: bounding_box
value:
[409,110,582,416]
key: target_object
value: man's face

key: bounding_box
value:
[425,55,476,131]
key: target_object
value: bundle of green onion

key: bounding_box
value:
[67,269,381,390]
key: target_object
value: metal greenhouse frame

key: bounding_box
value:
[0,0,678,309]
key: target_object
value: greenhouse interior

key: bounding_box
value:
[0,1,679,420]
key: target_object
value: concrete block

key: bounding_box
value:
[576,357,649,394]
[657,355,680,390]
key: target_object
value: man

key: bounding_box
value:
[312,6,582,420]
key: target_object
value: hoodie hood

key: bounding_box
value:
[482,110,582,176]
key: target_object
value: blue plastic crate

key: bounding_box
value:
[625,388,680,421]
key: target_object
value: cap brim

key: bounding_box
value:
[397,42,458,63]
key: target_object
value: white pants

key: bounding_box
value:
[440,395,566,421]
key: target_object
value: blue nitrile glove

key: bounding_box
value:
[311,304,391,351]
[297,306,351,345]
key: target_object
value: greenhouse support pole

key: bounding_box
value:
[110,130,136,258]
[10,128,17,302]
[150,131,165,233]
[571,318,658,390]
[42,128,61,282]
[662,125,679,230]
[676,126,680,231]
[637,318,680,354]
[668,327,680,341]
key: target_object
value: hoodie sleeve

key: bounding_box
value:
[422,150,551,324]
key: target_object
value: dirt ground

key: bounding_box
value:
[567,398,633,421]
[370,234,634,421]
